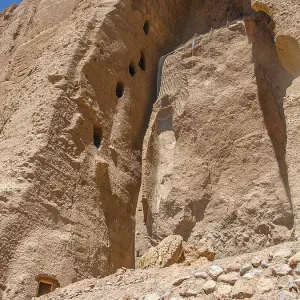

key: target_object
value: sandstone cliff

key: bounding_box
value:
[0,0,299,299]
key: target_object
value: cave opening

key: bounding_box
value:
[116,81,124,98]
[143,20,150,35]
[35,274,59,297]
[138,52,146,71]
[129,62,136,77]
[93,127,102,149]
[37,282,52,297]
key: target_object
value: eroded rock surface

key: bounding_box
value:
[137,0,296,261]
[0,0,299,299]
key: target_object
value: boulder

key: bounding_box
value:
[277,291,296,300]
[257,278,275,293]
[139,294,160,300]
[202,280,217,294]
[194,272,207,279]
[243,269,262,279]
[251,257,262,268]
[273,249,293,262]
[225,263,242,273]
[208,265,224,280]
[138,235,183,269]
[232,280,254,299]
[240,263,252,275]
[172,276,191,286]
[272,264,292,276]
[288,252,300,268]
[214,284,232,298]
[218,272,240,285]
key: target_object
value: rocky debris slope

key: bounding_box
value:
[37,242,300,300]
[137,235,184,269]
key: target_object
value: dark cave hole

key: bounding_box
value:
[37,282,52,297]
[138,52,146,71]
[93,127,102,149]
[129,62,136,77]
[143,20,150,35]
[116,81,124,98]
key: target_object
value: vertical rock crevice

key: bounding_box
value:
[248,12,294,229]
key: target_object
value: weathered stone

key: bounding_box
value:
[277,291,296,300]
[273,249,293,262]
[240,263,252,275]
[243,269,262,279]
[194,272,207,279]
[232,280,254,299]
[218,272,240,285]
[172,275,191,286]
[261,260,270,268]
[225,263,242,273]
[185,289,198,297]
[202,280,217,294]
[214,284,232,298]
[278,276,294,290]
[289,252,300,268]
[294,278,300,288]
[208,265,224,280]
[272,264,292,276]
[139,294,160,300]
[294,265,300,274]
[251,257,262,268]
[257,278,275,293]
[138,235,183,269]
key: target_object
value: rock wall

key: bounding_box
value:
[136,0,300,261]
[0,0,299,299]
[0,0,191,299]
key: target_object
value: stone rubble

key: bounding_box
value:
[37,243,300,299]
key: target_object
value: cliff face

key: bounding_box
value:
[136,0,300,260]
[0,0,190,299]
[0,0,299,299]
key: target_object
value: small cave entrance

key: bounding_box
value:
[143,20,150,35]
[138,52,146,71]
[129,62,136,77]
[35,274,59,297]
[116,81,124,98]
[93,126,103,149]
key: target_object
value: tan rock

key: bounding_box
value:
[272,264,292,276]
[172,275,191,286]
[218,272,240,285]
[277,276,294,290]
[194,272,208,279]
[240,264,252,275]
[185,289,198,297]
[208,265,224,280]
[273,249,293,262]
[214,284,232,298]
[277,291,297,300]
[251,257,262,268]
[289,252,300,268]
[202,280,217,294]
[232,280,254,299]
[138,235,183,269]
[139,294,160,300]
[225,263,242,273]
[257,278,275,293]
[243,269,262,279]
